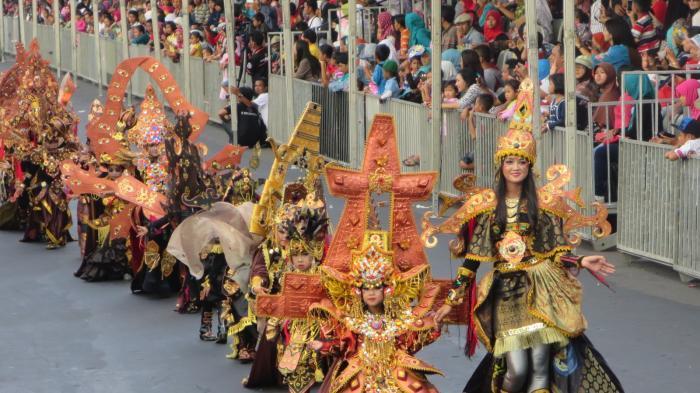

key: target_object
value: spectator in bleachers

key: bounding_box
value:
[377,11,395,46]
[370,44,391,95]
[592,62,620,130]
[322,52,350,93]
[575,55,600,102]
[259,0,278,31]
[492,79,520,114]
[441,6,458,51]
[544,73,565,132]
[246,30,268,83]
[379,60,401,102]
[483,9,506,44]
[665,116,700,160]
[406,13,430,48]
[319,44,338,78]
[393,14,410,61]
[474,44,501,92]
[294,40,321,82]
[302,29,320,59]
[455,12,484,50]
[304,0,322,30]
[672,79,700,120]
[189,30,205,57]
[252,12,269,35]
[191,0,210,26]
[131,24,149,45]
[593,17,643,71]
[630,0,661,54]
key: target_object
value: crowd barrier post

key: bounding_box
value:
[562,0,577,172]
[524,0,541,175]
[429,0,442,209]
[52,0,61,79]
[676,159,700,282]
[149,0,161,63]
[31,0,37,39]
[70,0,77,87]
[473,113,507,188]
[91,0,102,95]
[222,0,236,140]
[18,0,25,44]
[281,0,295,133]
[183,0,192,102]
[347,0,359,166]
[118,0,131,104]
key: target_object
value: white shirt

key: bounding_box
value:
[590,0,604,35]
[308,16,323,30]
[675,139,700,159]
[253,93,269,127]
[378,37,398,63]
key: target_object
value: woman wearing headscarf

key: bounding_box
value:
[592,62,620,130]
[377,11,399,62]
[673,78,700,120]
[405,12,431,48]
[575,55,599,102]
[483,10,506,43]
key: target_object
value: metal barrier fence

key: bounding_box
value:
[676,159,700,280]
[473,113,506,188]
[617,139,679,266]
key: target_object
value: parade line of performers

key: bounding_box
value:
[0,41,625,393]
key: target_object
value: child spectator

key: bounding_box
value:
[630,0,660,54]
[252,12,269,34]
[393,14,409,61]
[545,73,565,131]
[442,81,460,105]
[492,79,520,114]
[665,116,700,160]
[319,44,339,79]
[322,52,350,93]
[302,29,321,60]
[379,61,401,102]
[131,24,149,45]
[371,44,391,95]
[190,30,205,58]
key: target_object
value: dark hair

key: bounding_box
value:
[294,21,309,31]
[575,8,589,24]
[476,93,495,111]
[190,31,203,41]
[303,28,317,43]
[549,73,565,94]
[494,162,539,236]
[333,51,348,65]
[504,79,521,92]
[443,81,458,93]
[103,13,114,23]
[306,0,318,12]
[255,77,268,88]
[473,44,493,63]
[165,21,177,31]
[320,43,334,59]
[632,0,652,12]
[134,24,146,34]
[250,30,264,46]
[441,6,455,24]
[461,49,484,74]
[458,66,479,86]
[253,12,265,23]
[295,40,322,76]
[392,14,405,28]
[128,10,139,19]
[375,44,390,62]
[605,17,636,48]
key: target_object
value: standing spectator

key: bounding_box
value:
[440,6,458,50]
[544,73,566,131]
[259,0,278,31]
[379,60,401,102]
[229,86,268,147]
[406,12,430,48]
[455,12,484,50]
[377,11,395,47]
[246,31,269,83]
[393,14,410,61]
[474,44,501,92]
[371,44,391,95]
[252,12,269,34]
[189,30,204,58]
[294,40,322,81]
[191,0,211,26]
[665,116,700,160]
[630,0,661,54]
[253,78,270,128]
[131,24,149,45]
[322,52,350,93]
[319,44,338,78]
[304,0,322,30]
[592,62,620,130]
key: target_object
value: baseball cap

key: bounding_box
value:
[672,115,700,137]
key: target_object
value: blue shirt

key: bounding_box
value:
[372,62,386,94]
[592,45,631,72]
[383,77,401,98]
[329,73,350,93]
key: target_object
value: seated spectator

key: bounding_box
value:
[593,17,643,71]
[672,79,700,120]
[393,14,410,61]
[319,44,339,79]
[322,52,350,93]
[406,12,431,48]
[483,9,507,43]
[575,55,600,102]
[131,24,149,45]
[252,12,269,35]
[377,12,399,62]
[474,44,501,92]
[492,79,520,115]
[293,40,321,82]
[455,12,484,50]
[630,0,660,54]
[379,61,401,102]
[544,73,565,132]
[302,29,321,60]
[441,6,458,50]
[398,72,423,104]
[665,116,700,160]
[202,44,215,62]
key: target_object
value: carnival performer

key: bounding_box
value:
[427,81,624,393]
[307,230,443,393]
[273,194,328,393]
[74,150,135,282]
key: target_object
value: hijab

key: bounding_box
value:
[622,73,655,101]
[674,79,700,119]
[593,63,620,126]
[483,10,505,43]
[405,12,431,48]
[378,11,394,41]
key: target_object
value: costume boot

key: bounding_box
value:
[215,305,227,344]
[199,311,216,341]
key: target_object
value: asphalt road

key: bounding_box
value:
[1,61,699,393]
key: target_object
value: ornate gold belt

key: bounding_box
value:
[494,257,543,273]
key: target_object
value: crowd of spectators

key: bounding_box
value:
[5,0,700,194]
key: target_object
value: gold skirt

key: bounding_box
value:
[474,259,587,357]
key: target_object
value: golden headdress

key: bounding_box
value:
[127,84,171,148]
[348,231,395,289]
[494,77,536,165]
[284,192,328,261]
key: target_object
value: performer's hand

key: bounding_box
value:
[581,256,616,277]
[251,284,269,295]
[200,286,210,301]
[433,304,453,324]
[307,340,323,351]
[136,225,148,238]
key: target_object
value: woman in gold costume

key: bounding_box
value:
[430,100,624,391]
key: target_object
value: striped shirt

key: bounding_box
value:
[631,13,660,53]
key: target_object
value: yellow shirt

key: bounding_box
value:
[309,43,321,60]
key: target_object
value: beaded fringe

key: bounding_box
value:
[493,327,568,357]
